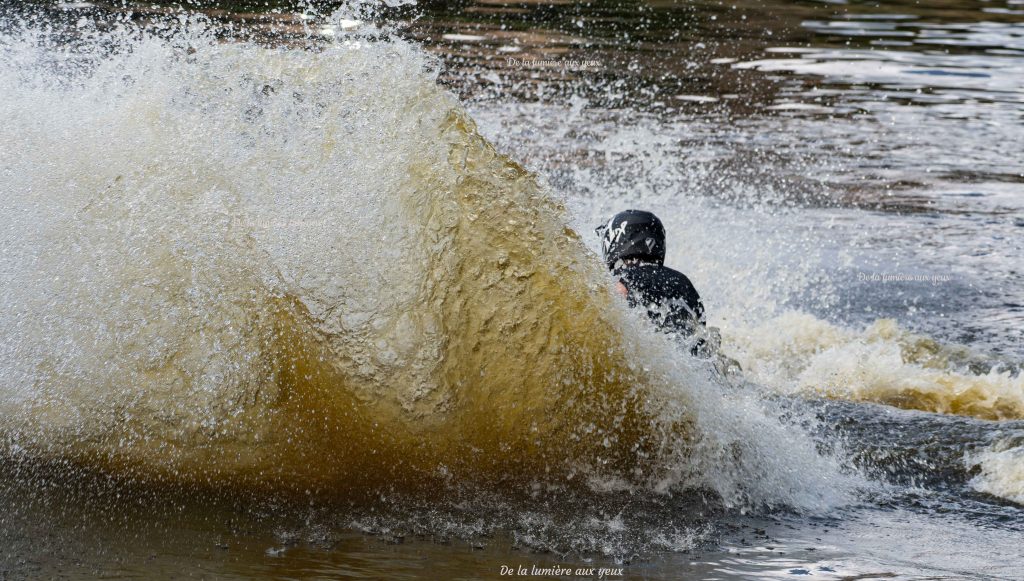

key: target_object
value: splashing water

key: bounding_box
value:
[469,101,1023,426]
[0,8,856,534]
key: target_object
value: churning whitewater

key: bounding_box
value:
[0,12,855,511]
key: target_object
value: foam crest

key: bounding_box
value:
[727,313,1024,420]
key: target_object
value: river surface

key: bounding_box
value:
[1,1,1022,579]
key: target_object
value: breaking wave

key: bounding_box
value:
[727,314,1023,421]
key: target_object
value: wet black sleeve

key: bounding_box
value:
[618,265,705,337]
[664,276,704,335]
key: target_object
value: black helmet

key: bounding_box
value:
[595,210,666,270]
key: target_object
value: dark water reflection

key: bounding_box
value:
[32,0,1021,203]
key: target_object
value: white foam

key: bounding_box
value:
[967,442,1024,504]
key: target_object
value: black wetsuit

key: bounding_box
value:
[615,263,704,337]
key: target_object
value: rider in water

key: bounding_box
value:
[596,209,708,350]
